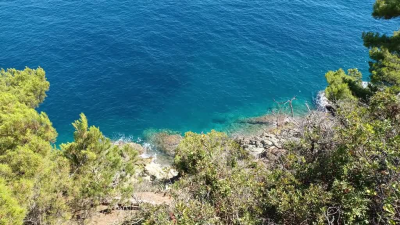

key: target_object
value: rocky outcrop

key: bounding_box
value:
[315,91,336,116]
[114,140,146,155]
[315,91,331,111]
[143,162,178,181]
[113,139,178,182]
[148,132,182,156]
[235,127,300,167]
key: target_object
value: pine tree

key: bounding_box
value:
[61,113,139,220]
[0,68,70,224]
[363,0,400,88]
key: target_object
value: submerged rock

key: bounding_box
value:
[145,131,182,156]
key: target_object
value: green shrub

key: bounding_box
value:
[136,131,265,224]
[0,179,25,225]
[61,113,140,220]
[325,68,372,102]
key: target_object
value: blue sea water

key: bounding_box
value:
[0,0,398,144]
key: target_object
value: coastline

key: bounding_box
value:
[116,90,331,167]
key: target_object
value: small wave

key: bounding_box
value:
[140,143,157,160]
[315,91,330,111]
[111,134,159,160]
[111,133,139,144]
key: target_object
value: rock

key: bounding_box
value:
[315,91,330,112]
[114,141,146,155]
[287,136,300,143]
[141,157,154,165]
[325,104,336,116]
[248,146,265,157]
[149,132,182,156]
[265,133,277,139]
[271,139,282,149]
[263,135,283,149]
[315,91,337,115]
[261,139,273,146]
[144,162,178,180]
[266,152,277,161]
[128,142,146,155]
[166,168,179,178]
[258,146,288,168]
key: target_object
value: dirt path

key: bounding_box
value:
[133,192,172,205]
[88,192,172,225]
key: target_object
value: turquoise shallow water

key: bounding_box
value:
[0,0,398,143]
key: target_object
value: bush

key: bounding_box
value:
[0,178,25,225]
[135,131,266,224]
[129,201,218,225]
[325,68,373,102]
[61,113,140,221]
[262,92,400,224]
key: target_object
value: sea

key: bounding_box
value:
[0,0,398,144]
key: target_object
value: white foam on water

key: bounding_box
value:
[315,91,330,111]
[111,134,159,160]
[140,143,157,160]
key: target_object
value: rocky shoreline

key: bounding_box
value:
[234,113,305,166]
[115,91,333,182]
[96,95,334,224]
[86,87,343,225]
[118,117,302,182]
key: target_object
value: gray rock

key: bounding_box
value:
[261,139,273,146]
[272,141,282,149]
[144,162,178,180]
[248,146,265,157]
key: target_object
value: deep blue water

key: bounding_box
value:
[0,0,398,144]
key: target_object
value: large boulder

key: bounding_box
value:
[247,146,265,157]
[127,142,146,155]
[114,140,146,155]
[144,162,178,180]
